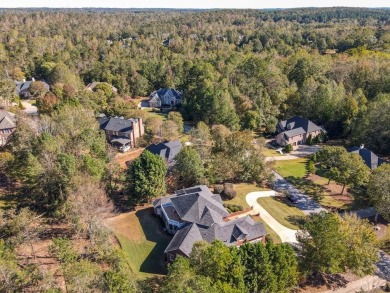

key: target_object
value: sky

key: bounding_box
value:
[0,0,389,9]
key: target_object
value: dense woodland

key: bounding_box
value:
[0,8,389,153]
[0,7,389,292]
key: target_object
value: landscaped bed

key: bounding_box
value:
[223,183,268,208]
[257,196,306,230]
[105,208,172,278]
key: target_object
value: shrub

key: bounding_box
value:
[308,160,316,174]
[222,183,236,200]
[214,184,224,194]
[224,204,244,213]
[306,134,313,145]
[284,144,293,153]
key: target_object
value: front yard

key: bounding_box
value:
[223,183,268,208]
[105,208,171,278]
[257,197,306,230]
[274,158,308,178]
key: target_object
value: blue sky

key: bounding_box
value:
[1,0,389,8]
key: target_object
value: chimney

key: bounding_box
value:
[360,144,364,149]
[138,117,144,136]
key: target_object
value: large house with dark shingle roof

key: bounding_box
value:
[348,145,388,170]
[276,116,325,147]
[98,114,144,149]
[148,88,182,108]
[153,185,266,262]
[0,110,16,146]
[15,79,50,99]
[145,140,182,165]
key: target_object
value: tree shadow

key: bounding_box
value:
[286,215,306,229]
[302,273,348,290]
[285,176,326,202]
[136,208,172,275]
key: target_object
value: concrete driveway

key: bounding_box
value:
[272,172,327,215]
[246,191,298,244]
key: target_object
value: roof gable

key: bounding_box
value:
[348,146,389,170]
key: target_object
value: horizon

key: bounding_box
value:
[1,0,389,9]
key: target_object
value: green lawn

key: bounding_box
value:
[253,215,282,244]
[262,147,283,157]
[274,158,309,178]
[223,183,268,208]
[257,197,306,230]
[107,208,171,278]
[144,108,167,121]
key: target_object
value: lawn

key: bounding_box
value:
[257,197,306,230]
[274,158,308,178]
[223,183,269,208]
[252,215,281,244]
[144,108,167,121]
[262,147,283,157]
[105,208,171,278]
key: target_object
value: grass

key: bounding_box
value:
[106,208,171,278]
[274,158,309,178]
[144,108,167,121]
[262,147,283,157]
[257,197,306,230]
[223,183,268,208]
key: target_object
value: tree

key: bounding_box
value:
[367,164,390,221]
[173,146,205,187]
[167,111,184,133]
[0,79,16,108]
[127,150,167,202]
[297,212,378,279]
[239,242,298,293]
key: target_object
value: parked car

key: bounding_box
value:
[287,192,299,204]
[119,145,131,153]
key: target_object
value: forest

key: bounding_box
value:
[0,7,389,153]
[0,7,389,292]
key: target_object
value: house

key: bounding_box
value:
[148,88,182,108]
[98,114,144,150]
[275,116,325,147]
[348,145,388,170]
[0,110,16,146]
[15,79,50,99]
[153,185,266,262]
[86,82,118,94]
[145,140,182,165]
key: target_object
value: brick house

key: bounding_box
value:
[0,110,16,146]
[275,116,325,147]
[98,115,144,149]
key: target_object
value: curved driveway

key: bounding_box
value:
[246,191,298,244]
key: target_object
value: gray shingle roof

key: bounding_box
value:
[15,80,49,94]
[145,140,182,162]
[278,116,323,135]
[149,88,182,104]
[98,116,135,133]
[0,111,16,130]
[348,146,388,170]
[165,216,267,256]
[283,127,306,139]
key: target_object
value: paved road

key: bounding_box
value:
[246,191,298,244]
[272,172,327,215]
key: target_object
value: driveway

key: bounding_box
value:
[246,191,298,244]
[272,172,327,215]
[21,101,38,115]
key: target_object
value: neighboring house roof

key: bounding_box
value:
[278,116,323,135]
[0,110,16,130]
[348,146,388,170]
[155,185,266,257]
[98,116,134,133]
[86,82,118,93]
[283,127,306,139]
[145,140,182,162]
[149,88,182,104]
[15,80,50,94]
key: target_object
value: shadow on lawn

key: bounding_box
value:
[285,176,326,202]
[136,208,172,275]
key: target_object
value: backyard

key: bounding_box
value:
[105,208,172,278]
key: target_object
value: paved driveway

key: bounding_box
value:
[246,191,298,244]
[272,172,327,215]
